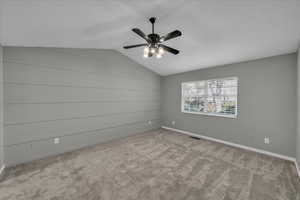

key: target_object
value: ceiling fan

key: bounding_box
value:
[123,17,182,58]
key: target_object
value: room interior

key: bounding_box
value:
[0,0,300,199]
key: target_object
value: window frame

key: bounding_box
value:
[181,77,238,119]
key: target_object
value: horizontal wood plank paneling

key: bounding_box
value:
[3,47,161,166]
[4,83,160,103]
[4,101,160,124]
[5,111,160,145]
[4,62,159,91]
[4,120,161,166]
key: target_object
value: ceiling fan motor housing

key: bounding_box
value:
[148,34,160,44]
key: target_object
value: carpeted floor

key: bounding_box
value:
[0,129,299,200]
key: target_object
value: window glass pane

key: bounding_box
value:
[182,77,238,117]
[223,78,238,87]
[183,96,206,112]
[221,96,235,111]
[207,87,237,96]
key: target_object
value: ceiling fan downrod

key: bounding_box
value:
[149,17,156,34]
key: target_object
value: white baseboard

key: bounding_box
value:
[162,126,300,178]
[161,126,296,162]
[295,160,300,178]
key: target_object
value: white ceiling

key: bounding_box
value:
[1,0,300,75]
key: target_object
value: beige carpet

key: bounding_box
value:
[0,129,299,200]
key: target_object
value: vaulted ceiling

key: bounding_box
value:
[1,0,300,75]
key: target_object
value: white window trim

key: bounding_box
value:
[181,77,238,119]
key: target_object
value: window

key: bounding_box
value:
[181,77,238,118]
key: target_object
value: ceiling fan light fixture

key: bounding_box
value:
[143,52,149,58]
[123,17,181,57]
[158,47,164,55]
[150,47,156,54]
[144,46,149,53]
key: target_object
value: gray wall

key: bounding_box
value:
[297,45,300,166]
[3,47,161,166]
[2,47,297,166]
[161,54,297,157]
[0,45,3,168]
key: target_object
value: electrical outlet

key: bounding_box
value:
[148,120,152,125]
[172,121,175,125]
[264,137,270,144]
[54,138,60,144]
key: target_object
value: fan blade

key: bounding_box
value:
[132,28,150,42]
[123,44,148,49]
[160,30,182,42]
[160,44,180,55]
